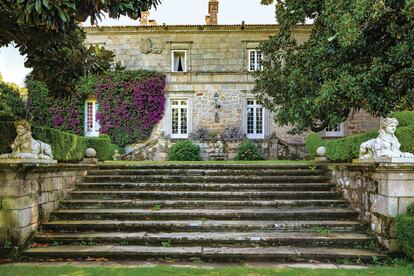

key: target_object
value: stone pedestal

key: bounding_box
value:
[314,157,328,162]
[0,159,57,164]
[353,158,414,164]
[82,158,98,165]
[0,163,92,247]
[332,163,414,252]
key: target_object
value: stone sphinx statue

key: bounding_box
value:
[0,120,54,160]
[359,117,414,161]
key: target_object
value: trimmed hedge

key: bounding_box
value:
[235,140,263,161]
[305,132,324,159]
[395,203,414,260]
[0,122,122,162]
[32,126,88,162]
[304,127,414,162]
[391,111,414,127]
[325,131,377,162]
[168,141,202,161]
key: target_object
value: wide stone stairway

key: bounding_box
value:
[23,164,384,262]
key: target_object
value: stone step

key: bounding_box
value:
[51,208,358,221]
[68,190,341,200]
[41,219,367,232]
[87,169,326,177]
[75,182,335,192]
[97,164,318,170]
[60,199,346,209]
[82,175,331,184]
[33,231,373,247]
[23,245,385,262]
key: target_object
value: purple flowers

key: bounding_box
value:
[97,76,166,146]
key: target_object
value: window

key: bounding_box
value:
[171,50,187,72]
[325,122,345,137]
[248,50,262,71]
[170,99,189,138]
[246,98,264,139]
[84,100,100,137]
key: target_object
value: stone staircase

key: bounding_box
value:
[23,164,385,262]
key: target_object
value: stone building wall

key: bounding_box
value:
[85,24,379,159]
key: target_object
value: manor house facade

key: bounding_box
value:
[83,1,379,160]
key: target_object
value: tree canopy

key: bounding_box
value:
[255,0,414,133]
[0,0,160,97]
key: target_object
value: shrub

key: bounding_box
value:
[26,79,53,127]
[0,121,16,154]
[390,111,414,127]
[396,126,414,154]
[324,130,378,162]
[235,140,263,161]
[168,141,201,161]
[86,137,123,161]
[32,127,88,162]
[408,203,414,216]
[27,79,83,134]
[305,132,324,159]
[32,127,122,162]
[395,211,414,260]
[0,82,26,119]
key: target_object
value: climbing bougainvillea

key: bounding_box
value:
[96,72,166,146]
[27,71,166,146]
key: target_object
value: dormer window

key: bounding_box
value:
[172,50,187,72]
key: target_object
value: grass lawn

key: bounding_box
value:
[102,160,314,165]
[0,264,413,276]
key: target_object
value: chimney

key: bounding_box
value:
[140,11,150,26]
[205,0,219,25]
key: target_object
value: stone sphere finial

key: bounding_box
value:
[85,148,97,158]
[316,146,326,157]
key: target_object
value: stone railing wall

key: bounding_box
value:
[0,163,93,247]
[124,137,307,161]
[331,163,414,252]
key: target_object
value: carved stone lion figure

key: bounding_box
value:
[359,118,414,160]
[0,120,53,160]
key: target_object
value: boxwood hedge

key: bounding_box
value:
[0,121,123,162]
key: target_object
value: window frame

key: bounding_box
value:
[171,50,187,73]
[245,98,265,139]
[324,122,345,137]
[248,49,263,72]
[84,99,100,137]
[170,98,189,139]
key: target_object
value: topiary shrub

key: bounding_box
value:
[86,137,123,161]
[305,132,324,159]
[32,126,88,162]
[395,204,414,260]
[390,111,414,127]
[396,126,414,154]
[168,140,201,161]
[235,140,263,160]
[324,130,377,162]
